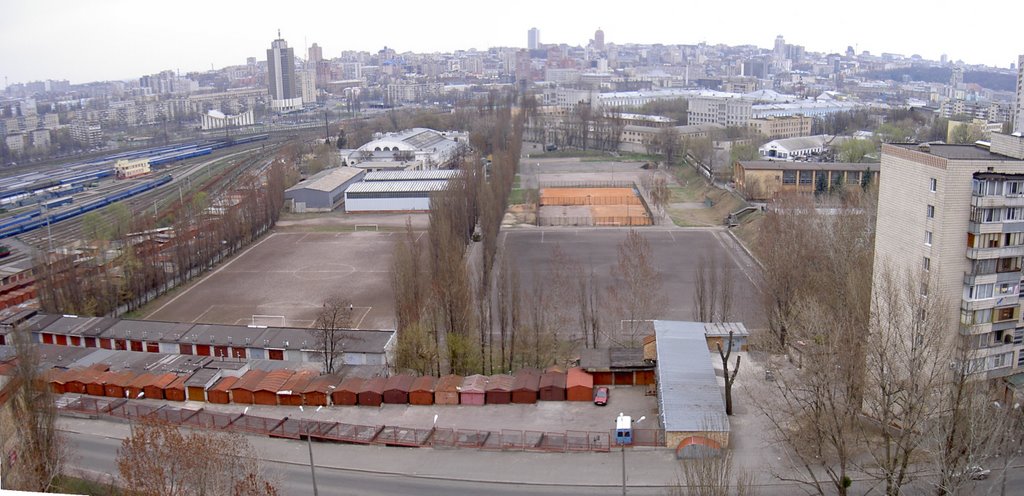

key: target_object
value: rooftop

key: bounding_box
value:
[738,161,880,172]
[345,180,450,194]
[890,143,1024,161]
[653,320,729,433]
[286,167,364,193]
[363,170,461,181]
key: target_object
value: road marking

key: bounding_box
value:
[144,232,279,319]
[353,306,372,328]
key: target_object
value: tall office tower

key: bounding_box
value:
[267,32,300,112]
[594,28,605,51]
[773,35,785,60]
[872,135,1024,380]
[309,43,323,65]
[1015,54,1024,134]
[528,27,540,50]
[950,65,964,89]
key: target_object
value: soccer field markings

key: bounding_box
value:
[144,232,280,320]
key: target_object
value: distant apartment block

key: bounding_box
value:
[70,120,103,148]
[1015,54,1023,134]
[747,115,812,140]
[873,134,1024,379]
[4,133,25,154]
[687,97,752,127]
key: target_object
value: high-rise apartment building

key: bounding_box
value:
[528,28,540,50]
[267,33,302,112]
[594,28,605,51]
[308,43,323,65]
[1014,54,1023,134]
[873,134,1024,379]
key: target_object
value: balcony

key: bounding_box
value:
[971,194,1024,209]
[966,245,1024,260]
[967,220,1009,235]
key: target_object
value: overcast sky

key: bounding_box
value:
[2,0,1022,85]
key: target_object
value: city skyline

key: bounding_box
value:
[2,0,1023,85]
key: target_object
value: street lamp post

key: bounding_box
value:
[300,405,321,496]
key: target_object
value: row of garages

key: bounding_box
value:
[48,365,596,407]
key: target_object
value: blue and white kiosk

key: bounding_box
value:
[615,412,633,445]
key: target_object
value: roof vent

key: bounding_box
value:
[918,143,931,153]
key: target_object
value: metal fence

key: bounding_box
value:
[57,396,661,453]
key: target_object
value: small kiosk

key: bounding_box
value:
[615,413,633,445]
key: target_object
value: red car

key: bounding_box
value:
[593,387,609,406]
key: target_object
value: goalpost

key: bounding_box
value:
[251,315,286,327]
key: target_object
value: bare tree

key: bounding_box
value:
[607,230,667,346]
[309,295,354,375]
[4,326,67,492]
[717,331,741,416]
[118,417,278,496]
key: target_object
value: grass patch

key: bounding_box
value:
[509,189,525,205]
[536,149,611,159]
[664,166,749,227]
[513,174,522,188]
[54,475,123,496]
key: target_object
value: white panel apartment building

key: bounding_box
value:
[873,134,1024,378]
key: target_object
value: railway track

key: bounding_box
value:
[14,134,299,250]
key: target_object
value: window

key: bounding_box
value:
[998,283,1018,296]
[997,307,1016,322]
[983,208,1001,223]
[923,257,930,271]
[930,178,937,192]
[782,170,797,184]
[1008,207,1023,221]
[998,257,1022,272]
[1008,181,1023,196]
[798,170,813,185]
[1006,233,1024,246]
[968,283,994,300]
[962,308,993,325]
[927,205,935,219]
[925,231,932,246]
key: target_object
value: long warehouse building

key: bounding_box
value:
[344,180,449,212]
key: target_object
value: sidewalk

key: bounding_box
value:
[58,417,683,487]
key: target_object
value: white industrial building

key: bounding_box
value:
[758,134,837,160]
[201,109,255,130]
[285,167,364,212]
[343,128,467,170]
[344,180,449,212]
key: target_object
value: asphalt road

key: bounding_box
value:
[64,428,1024,496]
[66,431,668,496]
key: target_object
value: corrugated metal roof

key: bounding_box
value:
[703,322,750,337]
[363,170,461,181]
[653,320,729,433]
[435,374,463,392]
[485,374,514,392]
[286,167,363,194]
[345,180,449,194]
[460,374,487,394]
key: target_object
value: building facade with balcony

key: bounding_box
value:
[874,135,1024,379]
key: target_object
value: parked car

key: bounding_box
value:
[956,465,990,480]
[593,386,609,406]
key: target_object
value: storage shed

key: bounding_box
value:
[512,369,541,404]
[460,375,487,406]
[230,369,267,405]
[85,370,112,396]
[207,376,238,404]
[278,370,315,406]
[302,374,342,406]
[539,371,567,401]
[185,369,221,402]
[48,368,71,394]
[103,371,136,398]
[434,374,462,405]
[144,373,177,400]
[409,376,436,405]
[332,377,363,406]
[566,367,594,401]
[126,373,153,400]
[485,374,514,404]
[254,369,295,406]
[383,374,415,404]
[358,377,386,406]
[164,374,189,402]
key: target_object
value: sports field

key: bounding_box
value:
[144,231,401,329]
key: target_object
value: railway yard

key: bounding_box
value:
[0,132,312,272]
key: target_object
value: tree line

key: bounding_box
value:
[753,190,1024,495]
[36,157,289,317]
